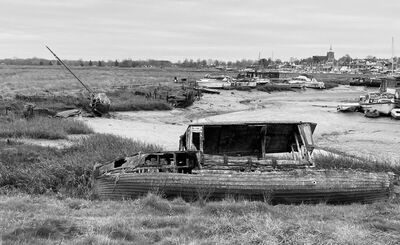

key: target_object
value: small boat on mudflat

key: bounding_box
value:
[391,108,400,119]
[364,109,380,118]
[359,92,396,115]
[337,103,361,112]
[196,74,232,89]
[288,75,325,89]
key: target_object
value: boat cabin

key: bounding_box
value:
[97,121,318,176]
[237,70,293,80]
[95,151,200,176]
[179,121,317,167]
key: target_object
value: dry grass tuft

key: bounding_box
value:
[0,116,93,139]
[2,218,82,241]
[202,200,274,217]
[1,194,400,244]
[313,152,400,175]
[140,193,190,216]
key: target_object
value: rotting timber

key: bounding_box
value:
[93,121,394,203]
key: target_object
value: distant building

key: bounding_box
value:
[312,46,335,64]
[326,45,335,64]
[312,55,327,64]
[312,46,335,71]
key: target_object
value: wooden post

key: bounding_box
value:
[199,126,204,152]
[294,134,302,162]
[260,126,268,159]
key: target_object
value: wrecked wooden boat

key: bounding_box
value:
[93,121,394,203]
[46,46,111,116]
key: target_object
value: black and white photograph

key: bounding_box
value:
[0,0,400,244]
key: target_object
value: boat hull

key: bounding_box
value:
[337,103,360,112]
[361,103,395,115]
[197,79,231,89]
[391,108,400,119]
[94,169,393,203]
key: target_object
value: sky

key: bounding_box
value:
[0,0,399,61]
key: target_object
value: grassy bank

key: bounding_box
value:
[1,193,399,244]
[313,151,400,175]
[1,135,397,199]
[110,97,172,111]
[0,116,93,139]
[0,134,162,197]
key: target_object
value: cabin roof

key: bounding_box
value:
[188,121,316,127]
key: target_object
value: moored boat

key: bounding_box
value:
[364,109,380,118]
[337,103,361,112]
[359,92,396,115]
[196,74,232,89]
[288,75,325,89]
[391,108,400,119]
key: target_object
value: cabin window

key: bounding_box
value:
[159,153,173,165]
[114,158,127,168]
[203,125,262,155]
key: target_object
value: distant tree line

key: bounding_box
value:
[0,57,175,68]
[1,55,397,68]
[0,57,261,68]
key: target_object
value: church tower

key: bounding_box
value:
[327,45,335,63]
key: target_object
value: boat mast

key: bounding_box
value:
[392,37,395,75]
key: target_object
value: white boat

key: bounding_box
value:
[337,103,360,112]
[359,92,396,115]
[197,74,232,89]
[288,75,325,89]
[391,108,400,119]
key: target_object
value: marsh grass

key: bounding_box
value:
[139,193,190,216]
[11,93,91,113]
[1,194,399,244]
[0,116,93,139]
[0,134,162,197]
[110,97,172,111]
[313,152,400,175]
[2,218,83,241]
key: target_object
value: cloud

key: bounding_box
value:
[0,0,399,60]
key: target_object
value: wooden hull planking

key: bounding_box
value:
[94,170,393,203]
